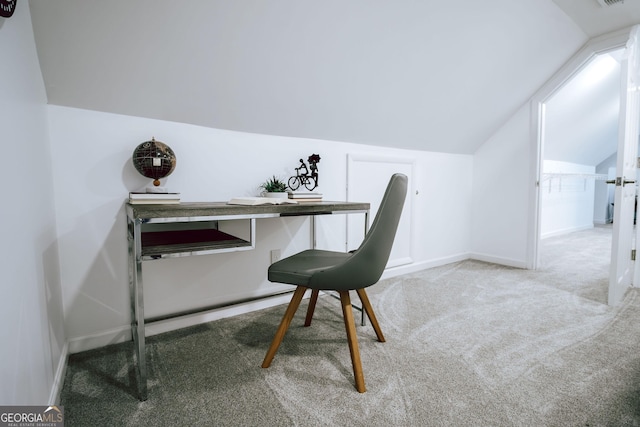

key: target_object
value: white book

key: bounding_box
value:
[291,198,323,202]
[227,197,298,206]
[288,191,323,198]
[129,199,180,205]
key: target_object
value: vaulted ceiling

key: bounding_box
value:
[28,0,639,157]
[552,0,640,38]
[544,49,623,166]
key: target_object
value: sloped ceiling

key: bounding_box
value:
[544,51,623,166]
[552,0,640,38]
[27,1,635,154]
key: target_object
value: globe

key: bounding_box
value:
[132,138,176,187]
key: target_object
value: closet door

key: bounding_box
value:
[347,154,414,268]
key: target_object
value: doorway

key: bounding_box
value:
[536,50,622,304]
[528,32,629,298]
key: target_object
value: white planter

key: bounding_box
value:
[264,192,288,199]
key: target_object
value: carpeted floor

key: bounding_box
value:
[537,224,613,304]
[60,226,640,426]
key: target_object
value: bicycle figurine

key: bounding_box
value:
[288,154,320,191]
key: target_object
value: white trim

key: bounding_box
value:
[386,256,414,269]
[540,224,594,240]
[528,27,632,270]
[69,252,541,357]
[48,342,68,405]
[143,293,294,337]
[67,292,296,353]
[383,252,527,274]
[470,253,528,269]
[380,253,471,279]
[68,326,131,354]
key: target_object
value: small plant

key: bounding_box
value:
[260,175,288,193]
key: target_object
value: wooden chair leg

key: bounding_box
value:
[304,289,319,327]
[339,291,366,393]
[356,288,385,342]
[262,286,307,368]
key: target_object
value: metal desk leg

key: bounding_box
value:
[129,218,147,401]
[321,212,369,326]
[310,215,316,249]
[364,211,369,234]
[361,211,369,326]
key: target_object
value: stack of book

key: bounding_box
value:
[288,191,323,202]
[129,192,181,204]
[228,196,297,206]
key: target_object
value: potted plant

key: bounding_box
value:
[260,175,288,198]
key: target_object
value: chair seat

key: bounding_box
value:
[268,249,352,288]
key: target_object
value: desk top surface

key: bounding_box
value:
[126,201,370,221]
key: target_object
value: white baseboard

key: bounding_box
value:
[68,325,132,354]
[469,252,528,269]
[69,257,466,354]
[67,292,297,354]
[68,252,529,355]
[49,342,68,405]
[144,292,295,337]
[381,253,471,279]
[541,224,594,239]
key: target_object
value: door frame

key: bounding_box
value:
[528,27,632,270]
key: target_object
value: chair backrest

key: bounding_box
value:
[309,173,408,290]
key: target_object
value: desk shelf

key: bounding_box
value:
[140,229,252,259]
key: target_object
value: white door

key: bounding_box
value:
[609,25,640,305]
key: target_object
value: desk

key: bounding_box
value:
[126,201,370,400]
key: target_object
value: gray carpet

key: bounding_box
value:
[537,224,613,304]
[60,226,640,426]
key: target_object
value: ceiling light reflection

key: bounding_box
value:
[579,54,619,87]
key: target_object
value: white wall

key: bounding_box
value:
[471,105,600,266]
[471,104,532,268]
[47,106,473,352]
[0,7,65,404]
[540,160,596,237]
[470,29,632,270]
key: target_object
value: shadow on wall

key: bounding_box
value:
[62,199,310,352]
[62,202,131,351]
[121,146,173,193]
[42,237,65,366]
[60,141,327,352]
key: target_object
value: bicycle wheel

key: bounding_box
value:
[304,177,316,191]
[288,176,300,191]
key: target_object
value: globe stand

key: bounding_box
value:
[146,184,170,194]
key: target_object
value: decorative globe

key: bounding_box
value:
[132,138,176,186]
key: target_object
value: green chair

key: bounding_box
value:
[261,173,408,392]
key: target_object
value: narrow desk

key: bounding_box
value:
[125,201,370,400]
